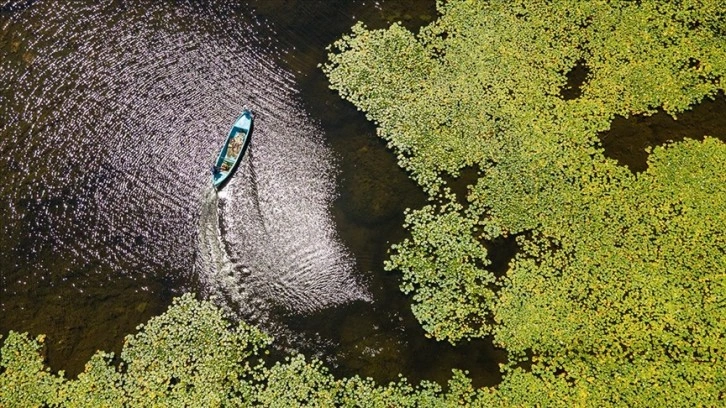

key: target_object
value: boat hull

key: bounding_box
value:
[212,109,253,190]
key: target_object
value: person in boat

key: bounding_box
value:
[211,165,220,175]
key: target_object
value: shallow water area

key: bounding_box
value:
[1,0,507,386]
[1,0,325,374]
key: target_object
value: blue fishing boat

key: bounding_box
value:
[211,108,254,190]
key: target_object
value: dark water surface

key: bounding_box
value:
[4,0,724,389]
[0,0,506,386]
[599,93,726,172]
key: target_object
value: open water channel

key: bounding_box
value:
[0,0,506,386]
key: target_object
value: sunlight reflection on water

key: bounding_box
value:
[1,0,367,370]
[195,102,371,326]
[1,0,507,389]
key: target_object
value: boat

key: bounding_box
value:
[211,108,254,190]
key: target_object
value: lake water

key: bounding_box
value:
[0,0,506,386]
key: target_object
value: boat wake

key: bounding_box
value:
[0,0,370,367]
[195,110,369,326]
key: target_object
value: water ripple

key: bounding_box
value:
[1,0,367,328]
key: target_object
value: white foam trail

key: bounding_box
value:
[2,0,369,322]
[196,107,370,322]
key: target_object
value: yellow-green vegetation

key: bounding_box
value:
[324,0,726,405]
[0,295,477,407]
[2,0,725,406]
[0,295,270,407]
